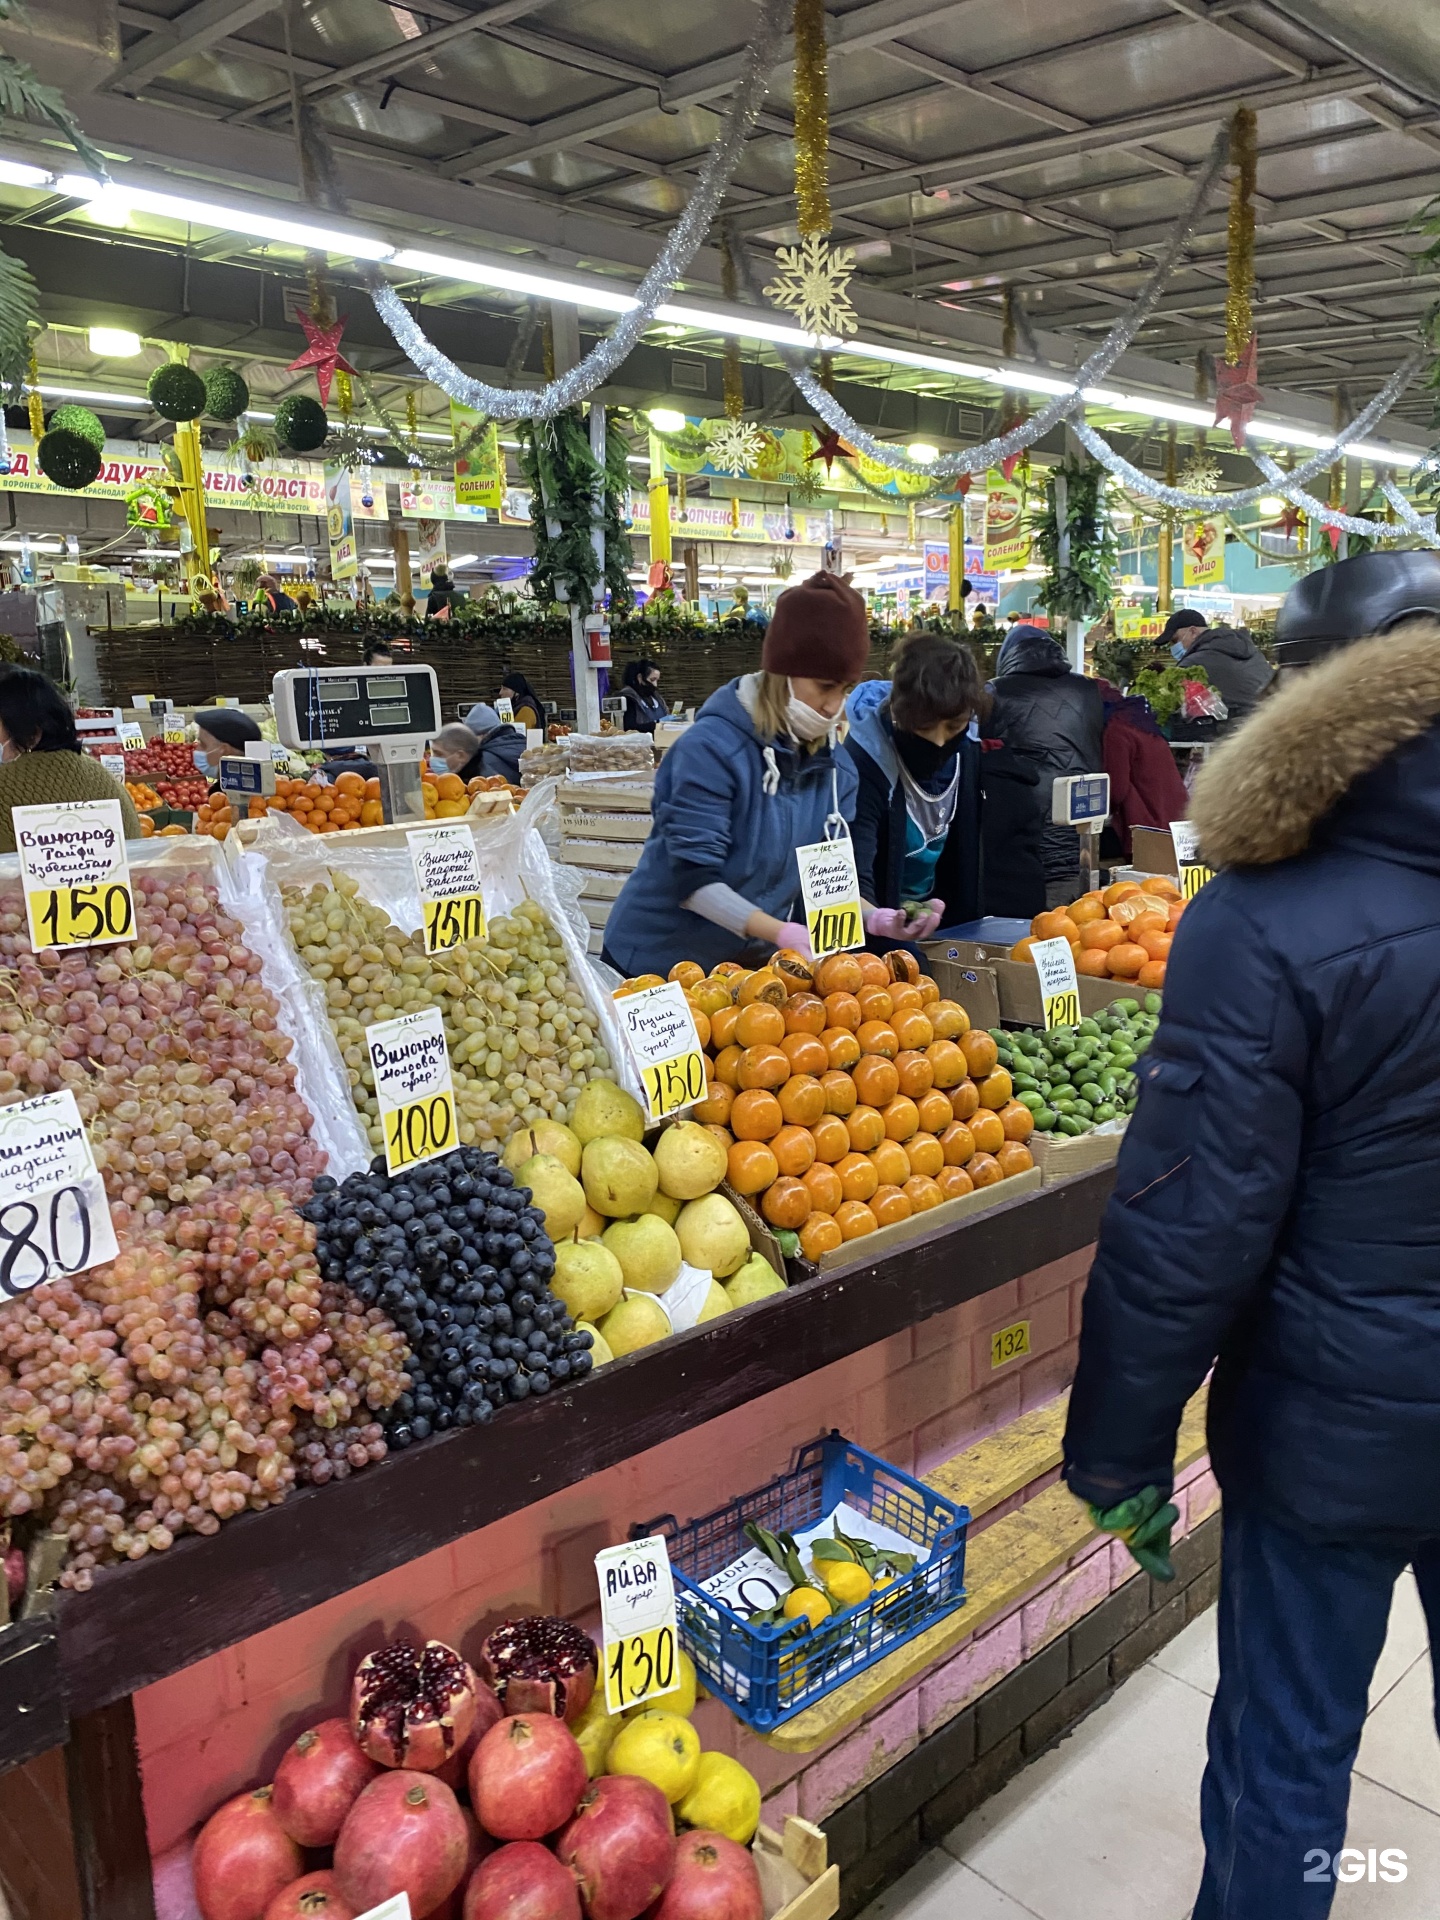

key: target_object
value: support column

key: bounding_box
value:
[1156,424,1177,616]
[390,524,414,614]
[173,420,213,604]
[947,503,965,617]
[647,430,671,569]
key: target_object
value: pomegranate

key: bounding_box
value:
[334,1771,470,1918]
[651,1833,763,1920]
[469,1714,587,1842]
[421,1809,495,1920]
[263,1871,358,1920]
[193,1786,304,1920]
[556,1775,675,1920]
[271,1720,380,1846]
[481,1617,598,1723]
[351,1638,481,1771]
[436,1686,503,1796]
[464,1842,582,1920]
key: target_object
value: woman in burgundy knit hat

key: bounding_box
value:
[603,571,868,978]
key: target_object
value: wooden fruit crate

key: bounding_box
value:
[757,1817,840,1920]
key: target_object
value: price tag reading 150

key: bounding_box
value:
[596,1536,681,1715]
[615,981,707,1122]
[408,821,488,956]
[366,1006,459,1175]
[796,834,864,960]
[1030,935,1081,1031]
[13,799,134,953]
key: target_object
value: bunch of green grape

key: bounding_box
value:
[283,875,612,1151]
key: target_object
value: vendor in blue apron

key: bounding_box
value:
[602,571,868,979]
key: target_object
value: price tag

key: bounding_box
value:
[408,823,487,955]
[614,981,706,1121]
[596,1535,680,1715]
[118,722,144,747]
[1168,819,1200,864]
[1179,863,1213,900]
[354,1899,410,1920]
[700,1544,791,1616]
[100,754,127,781]
[14,800,135,953]
[0,1090,119,1301]
[796,835,864,959]
[1030,934,1080,1030]
[366,1006,458,1175]
[990,1319,1031,1369]
[161,728,188,745]
[494,696,515,724]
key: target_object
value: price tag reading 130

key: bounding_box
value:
[365,1006,459,1175]
[796,834,864,960]
[596,1535,681,1714]
[615,981,707,1121]
[0,1089,119,1301]
[13,799,134,953]
[407,822,488,955]
[1030,935,1081,1031]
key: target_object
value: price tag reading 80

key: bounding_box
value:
[796,835,865,960]
[1030,935,1081,1032]
[615,982,707,1122]
[13,799,134,954]
[365,1006,459,1176]
[596,1536,681,1715]
[0,1090,119,1300]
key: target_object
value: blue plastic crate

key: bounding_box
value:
[642,1432,969,1733]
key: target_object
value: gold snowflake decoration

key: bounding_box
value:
[705,417,766,478]
[765,235,858,338]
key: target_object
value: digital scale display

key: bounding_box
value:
[273,664,442,750]
[368,703,412,726]
[318,680,360,703]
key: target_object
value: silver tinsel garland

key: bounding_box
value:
[1379,475,1439,544]
[786,127,1230,477]
[364,0,790,420]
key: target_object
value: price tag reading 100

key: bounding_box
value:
[365,1006,459,1175]
[596,1536,681,1715]
[796,835,865,960]
[615,981,708,1122]
[13,799,135,954]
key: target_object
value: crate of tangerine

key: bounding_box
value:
[644,1432,969,1732]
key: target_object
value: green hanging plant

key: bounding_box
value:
[275,394,328,452]
[46,403,104,450]
[0,253,37,402]
[203,365,250,421]
[518,409,635,611]
[1029,456,1119,621]
[37,428,102,490]
[148,363,206,422]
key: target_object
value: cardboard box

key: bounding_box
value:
[1127,826,1181,877]
[1029,1121,1127,1185]
[813,1164,1042,1272]
[723,1181,788,1281]
[929,941,1144,1024]
[921,953,1001,1030]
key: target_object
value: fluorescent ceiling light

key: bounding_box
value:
[647,408,687,432]
[0,158,49,188]
[1256,497,1286,514]
[88,327,141,357]
[395,247,636,313]
[907,442,939,464]
[58,175,395,261]
[83,187,131,230]
[1347,442,1419,468]
[0,538,63,551]
[37,382,148,406]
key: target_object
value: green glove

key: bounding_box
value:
[1088,1485,1179,1582]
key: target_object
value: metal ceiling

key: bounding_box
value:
[5,0,1440,425]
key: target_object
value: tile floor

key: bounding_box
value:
[861,1574,1440,1920]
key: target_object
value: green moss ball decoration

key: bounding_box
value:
[147,363,207,422]
[37,429,103,491]
[203,365,250,421]
[46,404,105,450]
[275,394,329,453]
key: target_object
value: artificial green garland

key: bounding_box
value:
[1030,456,1119,621]
[518,409,634,614]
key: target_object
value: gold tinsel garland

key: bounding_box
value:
[26,348,42,441]
[1224,106,1257,365]
[793,0,831,237]
[720,232,745,420]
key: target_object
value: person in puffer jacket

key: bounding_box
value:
[1063,549,1440,1920]
[987,625,1105,904]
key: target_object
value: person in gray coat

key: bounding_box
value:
[1167,612,1274,723]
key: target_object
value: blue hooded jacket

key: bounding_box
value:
[1063,624,1440,1542]
[603,677,859,978]
[843,680,982,923]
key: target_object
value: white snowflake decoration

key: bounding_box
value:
[764,235,859,338]
[705,417,766,477]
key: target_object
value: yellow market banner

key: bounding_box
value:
[1113,608,1167,642]
[983,470,1031,571]
[1182,518,1226,588]
[0,434,328,514]
[324,465,358,581]
[451,403,503,510]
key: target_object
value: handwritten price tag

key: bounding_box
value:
[1179,863,1213,900]
[408,823,488,955]
[1030,935,1080,1031]
[615,981,707,1121]
[596,1536,680,1714]
[796,835,864,959]
[161,728,188,745]
[366,1007,458,1175]
[14,800,135,953]
[0,1090,119,1300]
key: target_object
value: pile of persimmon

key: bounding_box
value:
[622,947,1036,1262]
[263,770,385,833]
[1011,877,1183,991]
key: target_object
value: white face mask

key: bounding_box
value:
[785,682,837,744]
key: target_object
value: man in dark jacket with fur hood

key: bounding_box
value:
[1064,551,1440,1918]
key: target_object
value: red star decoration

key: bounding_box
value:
[945,473,972,497]
[806,428,853,473]
[287,310,358,409]
[1271,502,1302,540]
[1324,524,1343,552]
[1213,332,1264,450]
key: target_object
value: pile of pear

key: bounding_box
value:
[502,1080,786,1362]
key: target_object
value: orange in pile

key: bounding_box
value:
[194,793,235,840]
[125,780,163,811]
[623,949,1035,1263]
[265,771,384,833]
[1011,878,1183,991]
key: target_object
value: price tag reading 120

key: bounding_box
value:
[408,821,487,956]
[13,799,134,953]
[615,981,707,1121]
[366,1006,459,1175]
[796,834,864,960]
[0,1089,119,1300]
[596,1535,680,1715]
[1030,935,1081,1031]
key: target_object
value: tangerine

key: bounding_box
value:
[772,1124,817,1177]
[1146,875,1183,901]
[1105,942,1148,979]
[1103,880,1141,907]
[1138,960,1167,989]
[835,1200,878,1240]
[1010,937,1037,963]
[727,1140,779,1195]
[820,1069,857,1116]
[802,1163,844,1214]
[810,1113,852,1163]
[871,1185,912,1226]
[1077,949,1111,978]
[1069,896,1106,926]
[778,1073,826,1127]
[1137,929,1172,962]
[730,1089,784,1141]
[1081,919,1125,952]
[835,1152,879,1202]
[799,1213,844,1260]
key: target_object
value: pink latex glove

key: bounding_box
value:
[771,921,813,959]
[866,901,945,942]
